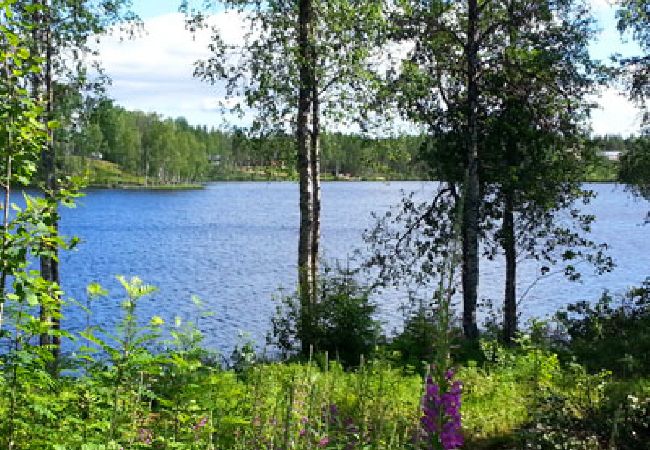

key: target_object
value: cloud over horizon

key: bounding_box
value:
[99,6,645,136]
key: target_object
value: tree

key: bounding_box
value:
[617,0,650,205]
[617,0,650,124]
[384,0,501,338]
[479,0,610,342]
[193,0,383,354]
[21,0,138,362]
[619,135,650,203]
[1,0,46,307]
[1,5,79,440]
[376,0,607,340]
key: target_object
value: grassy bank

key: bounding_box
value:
[1,277,648,449]
[63,156,621,186]
[210,165,427,182]
[61,156,204,190]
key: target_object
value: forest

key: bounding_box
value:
[1,0,650,449]
[58,101,428,184]
[57,102,645,185]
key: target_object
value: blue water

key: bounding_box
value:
[10,182,650,353]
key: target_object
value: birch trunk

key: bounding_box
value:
[297,0,315,354]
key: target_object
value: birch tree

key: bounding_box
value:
[193,0,383,354]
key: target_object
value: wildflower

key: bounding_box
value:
[318,436,330,447]
[420,374,463,450]
[138,428,153,445]
[193,416,208,431]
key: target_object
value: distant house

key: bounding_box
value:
[89,151,103,160]
[208,154,222,166]
[600,150,622,161]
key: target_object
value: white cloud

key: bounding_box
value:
[97,9,645,136]
[98,12,247,126]
[590,87,643,136]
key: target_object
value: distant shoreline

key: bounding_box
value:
[81,178,621,191]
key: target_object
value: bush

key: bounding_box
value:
[518,384,650,450]
[554,279,650,377]
[269,267,380,368]
[388,304,437,372]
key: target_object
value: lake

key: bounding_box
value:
[43,181,649,353]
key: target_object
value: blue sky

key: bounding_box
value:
[99,0,645,136]
[131,0,224,19]
[130,0,177,18]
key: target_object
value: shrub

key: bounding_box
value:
[554,279,650,377]
[389,304,438,372]
[269,267,380,368]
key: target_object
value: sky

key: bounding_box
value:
[97,0,646,136]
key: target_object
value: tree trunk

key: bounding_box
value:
[502,188,516,343]
[462,0,480,340]
[1,58,13,312]
[297,0,315,355]
[0,156,11,334]
[36,0,61,363]
[310,70,321,300]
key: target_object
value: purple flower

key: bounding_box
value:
[138,428,153,445]
[318,436,330,447]
[420,373,464,449]
[193,416,208,431]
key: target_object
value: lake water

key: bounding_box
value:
[36,181,649,353]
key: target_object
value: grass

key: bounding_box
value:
[585,159,619,182]
[61,156,204,190]
[2,273,648,449]
[2,342,642,449]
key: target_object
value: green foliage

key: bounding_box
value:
[389,304,438,373]
[616,0,650,113]
[269,267,380,368]
[554,280,650,378]
[619,135,650,202]
[388,265,462,376]
[517,374,650,449]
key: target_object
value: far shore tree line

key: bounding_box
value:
[58,101,649,186]
[56,102,428,183]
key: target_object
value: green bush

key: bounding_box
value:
[269,267,380,368]
[388,305,438,372]
[554,279,650,377]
